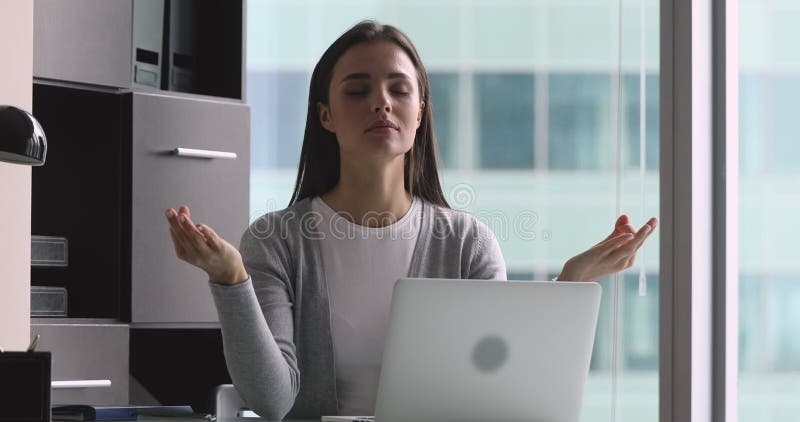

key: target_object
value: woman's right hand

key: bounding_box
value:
[165,205,249,285]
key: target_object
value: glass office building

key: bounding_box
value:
[246,0,800,420]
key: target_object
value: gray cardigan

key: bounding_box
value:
[210,198,507,420]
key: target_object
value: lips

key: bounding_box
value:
[366,120,399,132]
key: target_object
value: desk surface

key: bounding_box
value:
[134,419,318,422]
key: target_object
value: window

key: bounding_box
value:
[549,74,611,171]
[429,73,460,169]
[624,74,659,171]
[475,74,535,169]
[246,1,659,420]
[248,71,309,170]
[739,2,800,418]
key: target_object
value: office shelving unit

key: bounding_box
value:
[30,0,248,408]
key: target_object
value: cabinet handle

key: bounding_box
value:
[52,380,112,389]
[173,147,237,160]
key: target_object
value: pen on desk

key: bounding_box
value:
[27,334,40,352]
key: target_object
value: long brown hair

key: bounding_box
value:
[288,20,449,208]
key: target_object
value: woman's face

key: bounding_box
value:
[319,41,424,163]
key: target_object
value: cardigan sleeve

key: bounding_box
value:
[209,225,300,420]
[467,219,508,281]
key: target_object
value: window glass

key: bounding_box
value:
[739,1,800,419]
[740,74,800,175]
[248,71,309,170]
[246,1,659,420]
[549,74,612,171]
[429,73,460,169]
[475,74,535,169]
[623,74,659,171]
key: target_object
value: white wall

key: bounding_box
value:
[0,0,33,351]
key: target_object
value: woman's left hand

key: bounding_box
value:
[556,215,658,282]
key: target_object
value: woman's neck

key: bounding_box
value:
[322,157,411,227]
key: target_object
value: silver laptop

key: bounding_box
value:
[367,278,602,422]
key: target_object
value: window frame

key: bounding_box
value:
[659,0,739,421]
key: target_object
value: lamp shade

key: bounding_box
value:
[0,105,47,166]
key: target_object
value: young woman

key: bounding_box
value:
[165,21,657,420]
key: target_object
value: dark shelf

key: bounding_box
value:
[31,83,132,320]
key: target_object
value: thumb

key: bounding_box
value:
[604,214,631,241]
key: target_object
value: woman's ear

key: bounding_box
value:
[416,101,425,128]
[318,102,335,133]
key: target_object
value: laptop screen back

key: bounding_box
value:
[374,279,601,422]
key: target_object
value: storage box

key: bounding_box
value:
[31,286,68,317]
[31,235,68,267]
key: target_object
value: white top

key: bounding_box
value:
[310,196,422,416]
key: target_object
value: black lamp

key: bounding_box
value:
[0,105,47,166]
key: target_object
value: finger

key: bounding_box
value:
[616,223,654,257]
[165,208,188,233]
[616,223,637,236]
[177,212,209,252]
[179,205,191,218]
[168,226,189,259]
[166,209,189,246]
[597,232,635,252]
[196,223,221,251]
[604,215,632,240]
[165,208,179,227]
[626,253,637,268]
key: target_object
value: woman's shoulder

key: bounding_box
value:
[240,198,317,248]
[420,199,498,243]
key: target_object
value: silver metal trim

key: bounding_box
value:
[712,0,739,421]
[52,380,112,389]
[660,0,716,420]
[173,148,237,160]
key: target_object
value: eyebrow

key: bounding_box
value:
[338,72,411,84]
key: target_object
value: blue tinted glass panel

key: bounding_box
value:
[622,274,658,370]
[247,71,309,170]
[624,74,660,171]
[429,73,459,169]
[762,75,800,173]
[507,272,534,281]
[475,74,535,169]
[549,74,610,170]
[739,74,764,176]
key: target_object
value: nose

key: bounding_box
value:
[372,90,391,113]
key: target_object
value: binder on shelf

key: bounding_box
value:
[167,0,196,93]
[132,0,165,89]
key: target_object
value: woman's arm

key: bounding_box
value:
[210,269,299,420]
[165,206,299,420]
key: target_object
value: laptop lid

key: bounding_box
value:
[373,279,601,422]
